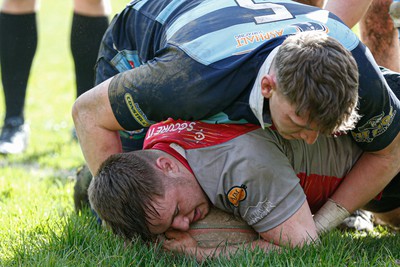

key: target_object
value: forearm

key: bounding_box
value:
[195,203,317,260]
[190,240,281,262]
[314,152,397,233]
[314,133,400,233]
[330,151,399,213]
[72,78,124,175]
[324,0,373,28]
[165,202,317,261]
[74,117,122,175]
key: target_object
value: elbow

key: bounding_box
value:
[72,95,89,130]
[72,98,82,127]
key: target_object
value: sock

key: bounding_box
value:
[0,12,37,122]
[70,13,109,98]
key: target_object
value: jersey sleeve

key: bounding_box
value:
[351,43,400,151]
[186,128,306,233]
[108,45,258,130]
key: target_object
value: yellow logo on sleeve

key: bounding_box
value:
[352,106,396,143]
[124,93,151,127]
[227,184,247,207]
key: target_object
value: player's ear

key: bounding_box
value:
[261,74,276,99]
[156,156,179,175]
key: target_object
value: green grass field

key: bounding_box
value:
[0,1,399,266]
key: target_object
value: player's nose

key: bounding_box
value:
[171,216,190,231]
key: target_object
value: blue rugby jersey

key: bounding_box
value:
[100,0,400,152]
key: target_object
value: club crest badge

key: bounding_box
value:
[227,184,247,207]
[352,106,396,143]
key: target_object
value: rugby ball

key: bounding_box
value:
[188,207,259,248]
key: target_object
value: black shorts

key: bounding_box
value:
[363,172,400,213]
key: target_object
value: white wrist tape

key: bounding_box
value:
[313,198,350,234]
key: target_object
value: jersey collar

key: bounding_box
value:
[249,45,281,129]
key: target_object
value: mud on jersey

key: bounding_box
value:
[102,0,400,152]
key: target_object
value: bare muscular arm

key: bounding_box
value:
[331,132,400,213]
[163,201,318,262]
[315,132,400,232]
[324,0,373,28]
[72,77,124,175]
[293,0,372,28]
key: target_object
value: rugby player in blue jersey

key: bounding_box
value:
[72,0,400,233]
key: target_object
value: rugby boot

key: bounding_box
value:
[0,116,29,154]
[339,210,374,232]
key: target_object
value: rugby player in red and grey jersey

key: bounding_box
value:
[73,0,400,233]
[89,118,400,261]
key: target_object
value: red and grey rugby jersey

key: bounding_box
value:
[144,119,363,233]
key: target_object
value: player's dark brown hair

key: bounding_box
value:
[274,31,360,135]
[88,150,166,241]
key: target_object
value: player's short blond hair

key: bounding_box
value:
[274,31,360,135]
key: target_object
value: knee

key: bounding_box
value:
[73,0,111,16]
[1,0,37,13]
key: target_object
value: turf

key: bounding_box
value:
[0,1,399,266]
